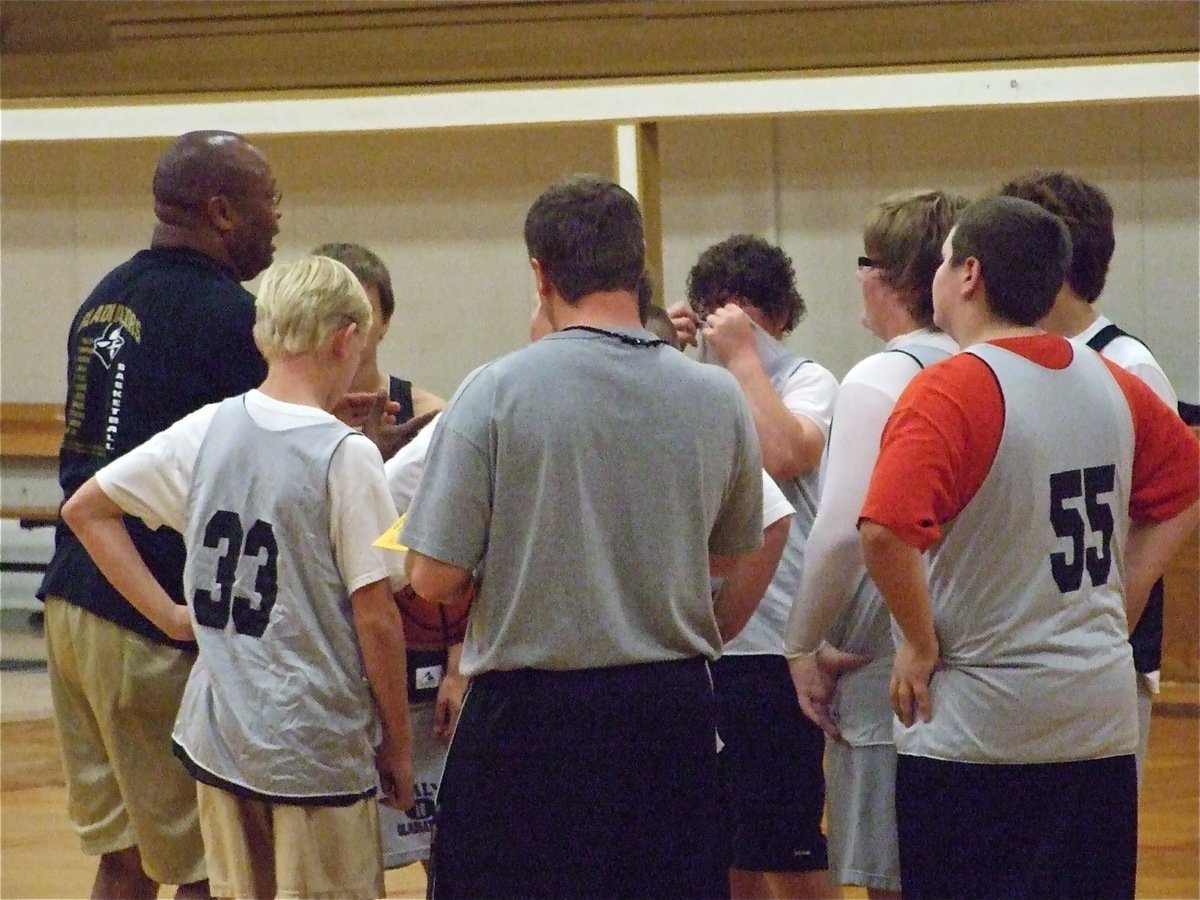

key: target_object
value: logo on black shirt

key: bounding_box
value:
[91,323,127,369]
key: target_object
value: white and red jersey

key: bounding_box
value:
[863,334,1198,763]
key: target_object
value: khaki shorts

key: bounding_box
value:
[44,596,204,885]
[197,782,385,900]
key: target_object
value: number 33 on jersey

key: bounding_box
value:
[192,509,279,638]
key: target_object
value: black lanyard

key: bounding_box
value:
[561,325,666,348]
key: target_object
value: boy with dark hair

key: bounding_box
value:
[671,233,839,899]
[686,233,808,334]
[311,241,455,875]
[312,242,445,428]
[860,196,1198,899]
[403,174,764,898]
[999,170,1179,780]
[999,169,1115,303]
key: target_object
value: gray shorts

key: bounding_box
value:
[825,739,900,893]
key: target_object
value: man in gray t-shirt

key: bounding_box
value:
[405,175,763,899]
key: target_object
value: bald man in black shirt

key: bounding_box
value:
[40,130,280,899]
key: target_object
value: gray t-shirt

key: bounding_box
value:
[724,348,825,655]
[403,326,764,676]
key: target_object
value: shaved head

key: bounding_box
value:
[150,130,279,281]
[153,130,273,216]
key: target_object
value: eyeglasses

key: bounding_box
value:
[858,256,883,270]
[223,187,281,211]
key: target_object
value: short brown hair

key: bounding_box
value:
[524,175,644,304]
[311,242,395,322]
[863,189,971,327]
[950,197,1071,326]
[997,170,1114,303]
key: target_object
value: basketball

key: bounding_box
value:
[394,582,471,647]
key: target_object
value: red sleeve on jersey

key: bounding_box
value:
[859,353,1002,550]
[1100,358,1200,522]
[859,335,1074,551]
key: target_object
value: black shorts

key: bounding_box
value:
[711,653,829,872]
[429,657,728,900]
[896,753,1137,899]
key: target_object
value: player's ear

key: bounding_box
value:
[960,256,983,299]
[329,318,359,359]
[207,194,236,232]
[530,258,554,302]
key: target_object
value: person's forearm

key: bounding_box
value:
[860,520,936,652]
[1124,500,1199,629]
[432,640,468,741]
[352,582,413,755]
[724,354,823,480]
[62,480,191,641]
[446,641,464,675]
[862,520,940,726]
[716,515,791,642]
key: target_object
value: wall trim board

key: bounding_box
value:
[0,404,64,460]
[3,56,1196,143]
[3,1,1195,100]
[1162,525,1200,685]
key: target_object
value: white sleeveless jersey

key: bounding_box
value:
[174,397,381,802]
[827,337,955,746]
[895,343,1138,763]
[723,348,820,655]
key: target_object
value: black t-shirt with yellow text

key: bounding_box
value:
[39,246,267,647]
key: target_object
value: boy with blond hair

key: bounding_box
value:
[63,255,415,900]
[787,188,969,899]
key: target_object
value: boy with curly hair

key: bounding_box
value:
[671,234,839,899]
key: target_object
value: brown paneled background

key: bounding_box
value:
[2,0,1197,100]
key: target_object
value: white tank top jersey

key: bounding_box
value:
[1074,314,1178,690]
[175,397,383,803]
[896,342,1138,764]
[723,334,836,655]
[1074,315,1177,409]
[824,333,955,746]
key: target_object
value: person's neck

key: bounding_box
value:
[879,309,926,344]
[944,289,1044,347]
[150,224,234,275]
[552,290,642,332]
[954,318,1042,347]
[1039,288,1098,339]
[258,356,341,412]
